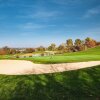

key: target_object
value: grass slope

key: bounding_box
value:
[19,46,100,63]
[0,65,100,100]
[63,46,100,56]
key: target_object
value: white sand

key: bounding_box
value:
[0,60,100,75]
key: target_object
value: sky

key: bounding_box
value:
[0,0,100,47]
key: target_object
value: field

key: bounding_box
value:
[16,46,100,64]
[0,47,100,99]
[0,65,100,100]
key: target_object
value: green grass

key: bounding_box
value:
[0,46,100,63]
[0,55,11,59]
[63,46,100,56]
[0,65,100,100]
[18,55,100,64]
[18,46,100,64]
[0,46,100,99]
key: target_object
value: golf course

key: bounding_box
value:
[0,46,100,99]
[0,46,100,64]
[18,46,100,64]
[0,0,100,99]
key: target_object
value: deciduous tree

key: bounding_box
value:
[85,37,96,48]
[66,39,73,47]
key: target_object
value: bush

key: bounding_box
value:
[41,53,44,56]
[16,55,19,58]
[29,55,32,57]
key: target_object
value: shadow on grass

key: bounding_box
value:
[0,65,100,100]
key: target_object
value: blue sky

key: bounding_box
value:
[0,0,100,47]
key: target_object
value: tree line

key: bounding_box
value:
[0,37,100,55]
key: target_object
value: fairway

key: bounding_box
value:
[17,46,100,64]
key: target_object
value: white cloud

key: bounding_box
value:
[19,22,56,30]
[19,23,45,29]
[83,6,100,18]
[18,10,61,20]
[31,11,58,18]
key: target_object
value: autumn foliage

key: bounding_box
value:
[0,37,99,55]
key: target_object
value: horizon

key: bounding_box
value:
[0,0,100,47]
[0,37,99,48]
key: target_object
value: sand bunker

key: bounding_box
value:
[0,60,100,75]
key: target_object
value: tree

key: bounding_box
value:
[58,43,66,51]
[51,43,56,50]
[0,49,6,55]
[48,43,56,51]
[66,39,74,52]
[1,46,10,54]
[48,46,52,51]
[96,42,100,46]
[2,46,9,50]
[74,39,82,46]
[58,45,65,51]
[37,46,45,51]
[25,48,35,53]
[66,39,73,47]
[74,39,85,51]
[85,37,96,48]
[9,49,17,54]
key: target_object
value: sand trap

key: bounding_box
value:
[0,60,100,75]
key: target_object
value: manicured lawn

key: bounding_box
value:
[19,55,100,64]
[18,46,100,64]
[0,65,100,100]
[0,46,100,64]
